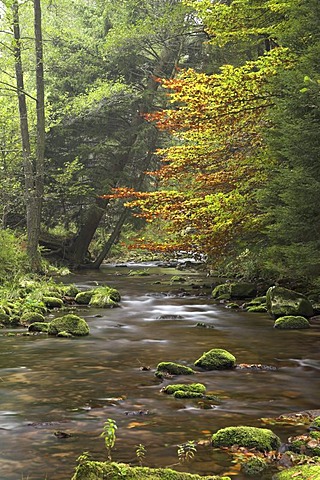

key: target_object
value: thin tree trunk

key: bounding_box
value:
[34,0,45,253]
[12,0,44,271]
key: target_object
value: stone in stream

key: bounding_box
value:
[273,315,310,329]
[211,426,281,452]
[266,286,314,318]
[194,348,236,370]
[48,314,89,336]
[155,361,195,377]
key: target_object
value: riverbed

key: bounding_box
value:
[0,262,319,479]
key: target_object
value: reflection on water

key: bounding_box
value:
[0,263,319,480]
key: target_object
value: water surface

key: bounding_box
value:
[0,263,319,479]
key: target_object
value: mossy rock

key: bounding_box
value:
[75,290,95,305]
[266,286,314,318]
[71,460,231,480]
[155,362,195,376]
[287,432,320,456]
[310,416,320,431]
[43,296,64,308]
[274,315,310,329]
[28,322,49,333]
[212,426,281,452]
[247,305,268,313]
[21,312,45,325]
[247,296,267,306]
[61,284,81,297]
[212,283,256,300]
[89,287,121,308]
[241,456,268,476]
[194,349,236,370]
[212,284,231,299]
[57,331,73,338]
[274,464,320,479]
[163,383,206,398]
[170,275,186,283]
[48,314,89,336]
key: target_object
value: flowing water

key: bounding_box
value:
[0,262,319,480]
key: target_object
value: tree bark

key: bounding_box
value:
[12,0,45,272]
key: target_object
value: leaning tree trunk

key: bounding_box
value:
[68,36,185,268]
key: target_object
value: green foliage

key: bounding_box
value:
[135,444,146,466]
[100,419,118,461]
[177,441,197,464]
[0,230,28,283]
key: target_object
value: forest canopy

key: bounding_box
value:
[0,0,319,285]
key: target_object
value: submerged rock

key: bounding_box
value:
[48,314,89,336]
[274,315,310,329]
[211,426,281,452]
[71,460,231,480]
[194,349,236,370]
[266,286,314,318]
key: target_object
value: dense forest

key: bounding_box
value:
[0,0,319,281]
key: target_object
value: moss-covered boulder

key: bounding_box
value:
[162,383,206,398]
[212,284,231,300]
[71,460,231,480]
[28,322,49,333]
[61,284,80,297]
[48,314,89,336]
[241,456,268,476]
[155,362,195,376]
[21,312,45,325]
[247,305,268,313]
[42,296,64,308]
[212,283,256,300]
[274,315,310,329]
[75,290,95,305]
[266,286,314,318]
[274,464,320,479]
[89,287,121,308]
[212,426,281,452]
[194,349,236,370]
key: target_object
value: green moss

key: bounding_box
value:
[211,426,281,452]
[43,296,64,308]
[247,305,268,313]
[21,312,45,325]
[194,349,236,370]
[247,296,267,306]
[28,322,49,333]
[275,464,320,479]
[212,284,231,299]
[156,362,195,376]
[266,286,314,318]
[89,287,121,308]
[48,314,89,336]
[57,331,73,338]
[71,460,231,480]
[163,383,206,395]
[241,456,268,476]
[61,284,81,297]
[310,417,320,431]
[274,315,310,329]
[75,290,95,305]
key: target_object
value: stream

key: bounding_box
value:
[0,262,319,480]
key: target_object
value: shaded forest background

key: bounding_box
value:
[0,0,319,288]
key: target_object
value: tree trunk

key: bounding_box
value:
[34,0,45,266]
[68,197,109,267]
[12,0,45,272]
